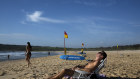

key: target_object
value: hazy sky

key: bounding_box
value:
[0,0,140,48]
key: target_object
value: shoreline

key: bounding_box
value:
[0,51,64,62]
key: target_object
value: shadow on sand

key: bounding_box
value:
[100,77,139,79]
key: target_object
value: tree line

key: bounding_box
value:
[0,44,140,51]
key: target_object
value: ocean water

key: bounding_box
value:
[0,51,63,61]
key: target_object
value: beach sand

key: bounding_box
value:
[0,50,140,79]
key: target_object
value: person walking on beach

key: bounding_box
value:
[25,42,32,67]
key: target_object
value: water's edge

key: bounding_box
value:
[0,51,63,62]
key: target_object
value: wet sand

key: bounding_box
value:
[0,50,140,79]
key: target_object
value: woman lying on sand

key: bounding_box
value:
[48,51,107,79]
[25,42,32,67]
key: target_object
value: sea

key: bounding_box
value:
[0,51,63,61]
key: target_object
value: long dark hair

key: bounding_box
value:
[27,42,32,49]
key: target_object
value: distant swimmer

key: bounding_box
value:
[8,55,10,59]
[48,51,50,55]
[25,42,32,67]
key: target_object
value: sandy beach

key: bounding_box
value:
[0,50,140,79]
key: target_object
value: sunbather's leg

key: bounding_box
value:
[48,69,74,79]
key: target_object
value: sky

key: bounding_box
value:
[0,0,140,48]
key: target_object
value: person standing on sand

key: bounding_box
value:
[25,42,32,67]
